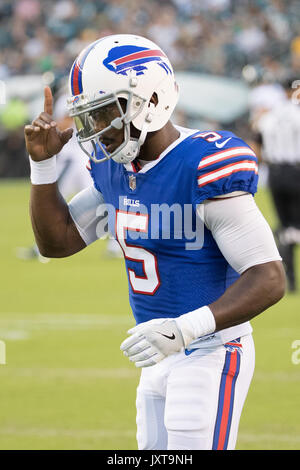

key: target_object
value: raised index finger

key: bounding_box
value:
[44,86,53,116]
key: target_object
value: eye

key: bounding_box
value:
[90,103,121,123]
[90,108,108,122]
[90,110,102,120]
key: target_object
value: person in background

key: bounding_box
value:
[254,76,300,292]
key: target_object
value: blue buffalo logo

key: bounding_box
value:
[103,45,172,76]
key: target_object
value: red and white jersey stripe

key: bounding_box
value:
[198,160,258,187]
[198,146,256,170]
[197,146,258,188]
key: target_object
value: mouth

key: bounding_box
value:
[99,137,114,150]
[98,131,122,155]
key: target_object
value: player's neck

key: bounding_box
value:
[137,122,180,161]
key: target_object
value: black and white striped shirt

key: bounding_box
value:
[257,100,300,164]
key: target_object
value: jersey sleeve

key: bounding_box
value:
[68,185,108,245]
[197,194,281,274]
[193,135,259,205]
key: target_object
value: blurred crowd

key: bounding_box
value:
[0,0,300,177]
[1,0,300,80]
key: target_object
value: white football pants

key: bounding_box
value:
[136,334,255,450]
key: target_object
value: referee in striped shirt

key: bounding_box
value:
[255,76,300,292]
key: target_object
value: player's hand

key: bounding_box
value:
[120,318,185,368]
[24,86,73,161]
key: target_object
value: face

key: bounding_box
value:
[73,96,142,162]
[89,100,126,154]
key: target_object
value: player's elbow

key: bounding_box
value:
[258,260,286,305]
[269,261,286,303]
[37,242,72,258]
[38,245,65,258]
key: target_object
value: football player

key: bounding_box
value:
[24,35,285,450]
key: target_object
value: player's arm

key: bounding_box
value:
[25,87,98,257]
[30,182,86,258]
[198,194,285,331]
[191,135,284,331]
[211,261,284,331]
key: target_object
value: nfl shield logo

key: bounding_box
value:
[129,175,136,191]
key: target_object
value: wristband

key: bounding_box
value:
[175,305,216,347]
[29,156,57,185]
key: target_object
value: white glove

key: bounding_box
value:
[120,318,185,368]
[120,306,216,368]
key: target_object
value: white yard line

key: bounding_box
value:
[0,427,135,439]
[0,330,29,340]
[253,370,300,382]
[238,432,300,445]
[0,427,298,447]
[0,313,134,331]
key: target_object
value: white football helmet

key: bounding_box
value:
[67,34,179,164]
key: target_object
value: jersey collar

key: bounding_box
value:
[123,125,198,174]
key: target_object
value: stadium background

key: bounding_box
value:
[0,0,299,450]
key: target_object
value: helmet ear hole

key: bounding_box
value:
[150,92,159,107]
[118,98,127,113]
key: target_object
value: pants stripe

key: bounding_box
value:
[212,349,241,450]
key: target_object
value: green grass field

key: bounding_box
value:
[0,180,299,450]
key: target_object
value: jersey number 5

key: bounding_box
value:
[115,210,160,295]
[193,131,222,142]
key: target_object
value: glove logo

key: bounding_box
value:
[103,45,172,76]
[156,331,176,340]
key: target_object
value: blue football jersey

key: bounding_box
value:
[89,128,258,326]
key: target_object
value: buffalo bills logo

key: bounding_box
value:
[103,45,172,76]
[224,339,243,354]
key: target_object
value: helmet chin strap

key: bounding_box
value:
[112,103,155,164]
